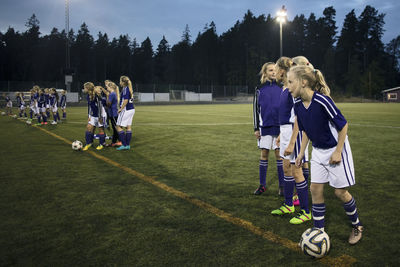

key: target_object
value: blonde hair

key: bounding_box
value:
[289,65,331,96]
[106,81,120,106]
[120,76,133,99]
[275,57,293,85]
[292,56,314,69]
[259,62,275,84]
[94,86,104,96]
[84,82,95,100]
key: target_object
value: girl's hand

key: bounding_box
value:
[295,153,304,167]
[254,130,261,140]
[329,151,342,165]
[284,143,294,156]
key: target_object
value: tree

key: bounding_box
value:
[154,36,170,83]
[72,23,94,82]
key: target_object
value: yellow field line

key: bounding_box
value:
[33,125,356,267]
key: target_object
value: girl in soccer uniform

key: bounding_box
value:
[253,62,284,195]
[116,76,135,150]
[271,57,311,225]
[50,88,60,125]
[59,90,67,120]
[106,81,122,147]
[82,83,107,151]
[16,92,27,118]
[44,88,51,118]
[289,65,363,244]
[4,93,12,115]
[37,89,48,125]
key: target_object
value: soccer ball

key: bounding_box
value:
[299,228,330,258]
[72,140,83,151]
[1,112,5,116]
[26,120,32,125]
[11,114,17,118]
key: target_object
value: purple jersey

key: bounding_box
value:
[294,92,347,149]
[279,88,295,125]
[120,87,134,110]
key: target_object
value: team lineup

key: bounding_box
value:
[1,57,363,259]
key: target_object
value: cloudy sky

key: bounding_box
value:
[0,0,399,46]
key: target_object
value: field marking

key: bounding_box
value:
[62,121,253,126]
[349,123,400,129]
[140,109,251,118]
[31,124,356,266]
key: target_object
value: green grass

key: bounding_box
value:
[0,103,399,266]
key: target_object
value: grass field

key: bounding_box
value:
[0,103,399,266]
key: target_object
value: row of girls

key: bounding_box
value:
[82,75,135,151]
[253,56,364,245]
[22,87,67,125]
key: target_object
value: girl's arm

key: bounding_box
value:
[330,123,348,164]
[295,130,309,167]
[118,99,128,113]
[284,117,299,156]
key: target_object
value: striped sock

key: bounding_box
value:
[302,167,310,180]
[343,197,361,227]
[284,176,295,206]
[312,203,326,229]
[259,160,268,186]
[295,180,309,213]
[276,159,284,187]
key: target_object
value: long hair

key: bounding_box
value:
[107,81,120,106]
[84,82,95,100]
[292,56,314,69]
[120,76,133,99]
[275,56,293,85]
[289,65,331,96]
[51,88,59,101]
[259,62,275,84]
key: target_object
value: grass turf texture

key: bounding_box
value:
[0,103,399,266]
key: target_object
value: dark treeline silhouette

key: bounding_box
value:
[0,6,399,98]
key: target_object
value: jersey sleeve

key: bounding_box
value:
[253,89,260,131]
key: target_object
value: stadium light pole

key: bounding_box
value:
[64,0,73,92]
[277,5,287,57]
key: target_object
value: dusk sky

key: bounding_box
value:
[0,0,399,46]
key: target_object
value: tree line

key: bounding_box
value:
[0,5,399,98]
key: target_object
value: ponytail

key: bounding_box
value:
[314,69,331,96]
[289,66,331,97]
[120,75,133,99]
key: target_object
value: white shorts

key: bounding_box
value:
[46,104,50,109]
[117,108,135,127]
[88,115,106,127]
[258,135,278,150]
[279,124,309,163]
[6,102,12,108]
[39,107,46,113]
[310,138,355,188]
[52,106,58,113]
[20,105,26,110]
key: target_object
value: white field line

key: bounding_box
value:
[140,110,251,118]
[66,121,252,126]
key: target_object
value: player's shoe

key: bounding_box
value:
[82,144,92,151]
[293,193,300,206]
[96,144,104,150]
[289,209,312,224]
[278,186,284,196]
[348,225,363,245]
[116,145,127,151]
[271,203,295,215]
[44,122,48,125]
[51,121,57,125]
[254,185,266,195]
[125,145,131,150]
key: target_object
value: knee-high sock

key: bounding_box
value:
[343,197,362,227]
[312,203,326,229]
[118,131,126,146]
[276,159,284,187]
[99,133,105,145]
[302,167,310,180]
[284,176,295,206]
[259,160,268,186]
[85,131,93,145]
[295,180,309,213]
[63,112,66,118]
[126,131,132,146]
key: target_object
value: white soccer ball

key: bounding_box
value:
[72,140,83,151]
[26,120,32,125]
[1,112,5,116]
[299,228,330,258]
[12,114,17,118]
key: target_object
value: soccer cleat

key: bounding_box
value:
[289,209,312,224]
[278,186,284,196]
[116,145,127,151]
[96,144,104,150]
[293,193,300,206]
[51,121,57,125]
[254,185,266,195]
[82,144,92,151]
[271,203,295,215]
[125,145,131,150]
[348,225,363,245]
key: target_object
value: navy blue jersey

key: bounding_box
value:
[294,92,347,149]
[60,95,66,107]
[279,88,295,125]
[44,93,50,105]
[108,91,118,117]
[88,95,99,117]
[5,96,10,102]
[16,96,21,106]
[120,87,134,110]
[38,94,46,108]
[253,81,281,135]
[49,95,57,107]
